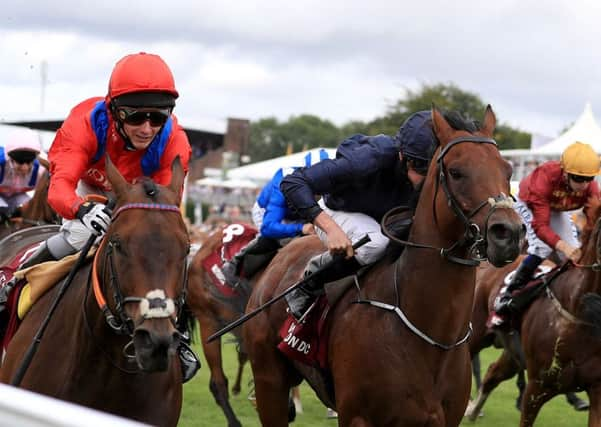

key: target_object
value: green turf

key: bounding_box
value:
[179,333,588,426]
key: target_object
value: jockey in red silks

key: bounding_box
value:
[0,128,45,222]
[26,52,191,266]
[0,52,199,382]
[493,141,601,327]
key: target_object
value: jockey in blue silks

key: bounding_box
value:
[221,149,330,288]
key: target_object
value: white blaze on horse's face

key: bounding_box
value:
[139,289,176,319]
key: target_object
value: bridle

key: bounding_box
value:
[384,135,514,266]
[83,202,189,366]
[361,135,514,349]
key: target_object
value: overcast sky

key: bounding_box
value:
[2,0,601,139]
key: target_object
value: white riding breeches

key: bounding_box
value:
[514,197,579,260]
[314,199,389,266]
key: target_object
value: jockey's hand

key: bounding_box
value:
[76,201,112,236]
[301,223,315,235]
[555,240,581,262]
[313,211,353,258]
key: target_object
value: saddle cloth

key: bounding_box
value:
[200,223,257,298]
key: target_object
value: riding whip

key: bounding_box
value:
[206,234,371,343]
[11,199,115,387]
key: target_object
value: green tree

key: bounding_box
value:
[248,115,341,162]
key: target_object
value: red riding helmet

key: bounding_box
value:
[107,52,178,108]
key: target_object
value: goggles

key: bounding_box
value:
[117,107,171,127]
[8,151,36,165]
[407,157,430,176]
[568,173,594,183]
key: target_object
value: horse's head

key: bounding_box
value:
[422,105,524,267]
[579,196,601,266]
[98,155,189,372]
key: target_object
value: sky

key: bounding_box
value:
[3,0,601,140]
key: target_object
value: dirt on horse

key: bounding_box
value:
[0,156,189,426]
[243,105,524,426]
[466,196,601,426]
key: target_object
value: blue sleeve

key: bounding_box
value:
[280,134,399,221]
[261,173,303,238]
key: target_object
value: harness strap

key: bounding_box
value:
[354,299,473,350]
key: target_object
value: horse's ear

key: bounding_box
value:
[431,104,454,145]
[480,105,496,137]
[169,156,185,195]
[105,154,129,196]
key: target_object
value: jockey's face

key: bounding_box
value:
[122,118,162,150]
[117,107,169,150]
[400,152,427,189]
[10,158,34,175]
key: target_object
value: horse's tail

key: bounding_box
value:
[578,293,601,337]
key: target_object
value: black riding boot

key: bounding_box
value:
[221,236,280,288]
[221,237,260,288]
[494,259,539,315]
[0,243,57,313]
[286,255,361,321]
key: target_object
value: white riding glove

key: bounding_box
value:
[76,201,112,236]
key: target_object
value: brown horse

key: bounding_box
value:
[188,225,250,427]
[0,158,59,241]
[0,157,189,426]
[466,197,601,426]
[242,105,524,426]
[187,225,312,427]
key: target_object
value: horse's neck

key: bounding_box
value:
[394,193,476,340]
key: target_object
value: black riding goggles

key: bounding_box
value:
[117,107,171,127]
[407,157,430,176]
[568,173,595,183]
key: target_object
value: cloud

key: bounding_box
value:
[3,0,601,137]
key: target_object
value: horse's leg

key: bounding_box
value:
[519,381,553,427]
[472,354,482,390]
[587,385,601,427]
[197,314,241,427]
[515,369,526,410]
[466,349,520,421]
[566,391,590,411]
[291,385,303,414]
[231,347,247,395]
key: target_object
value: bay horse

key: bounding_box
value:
[0,156,189,426]
[242,105,524,426]
[0,158,59,241]
[466,196,601,426]
[187,225,318,427]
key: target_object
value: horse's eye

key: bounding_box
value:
[448,168,463,180]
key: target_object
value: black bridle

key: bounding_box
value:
[384,135,514,266]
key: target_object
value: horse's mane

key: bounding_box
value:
[443,110,479,133]
[580,196,601,247]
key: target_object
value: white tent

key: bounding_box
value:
[532,103,601,155]
[224,147,337,185]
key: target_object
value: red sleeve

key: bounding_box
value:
[524,168,561,248]
[150,119,191,201]
[48,98,100,219]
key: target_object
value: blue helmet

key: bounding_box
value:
[395,110,438,161]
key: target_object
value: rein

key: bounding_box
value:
[83,202,188,362]
[383,135,513,267]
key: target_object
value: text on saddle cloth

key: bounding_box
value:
[277,295,330,369]
[201,223,257,298]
